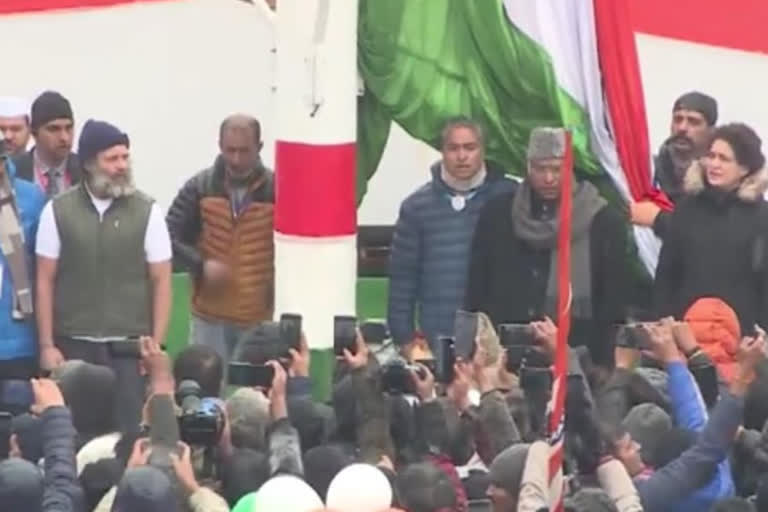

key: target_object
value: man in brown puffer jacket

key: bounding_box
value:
[167,114,275,366]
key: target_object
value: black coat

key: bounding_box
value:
[466,187,629,366]
[654,161,768,333]
[12,149,81,190]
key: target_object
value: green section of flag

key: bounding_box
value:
[356,0,599,203]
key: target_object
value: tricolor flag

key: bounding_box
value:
[358,0,666,274]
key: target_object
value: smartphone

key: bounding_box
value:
[360,321,389,345]
[0,412,11,459]
[616,324,650,350]
[506,345,550,372]
[279,313,302,351]
[109,337,142,358]
[454,310,479,360]
[334,315,358,356]
[227,362,275,388]
[498,324,535,347]
[434,336,456,384]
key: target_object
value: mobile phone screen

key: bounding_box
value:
[435,336,456,384]
[0,412,11,459]
[280,313,302,351]
[334,316,357,356]
[227,362,275,388]
[453,310,479,360]
[498,324,535,347]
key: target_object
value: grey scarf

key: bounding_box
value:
[0,159,33,318]
[511,180,607,319]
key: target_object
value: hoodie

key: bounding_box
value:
[387,161,516,346]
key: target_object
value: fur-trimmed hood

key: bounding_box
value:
[684,159,768,202]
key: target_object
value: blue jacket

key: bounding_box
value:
[665,361,734,511]
[0,157,45,360]
[387,162,516,345]
[634,362,742,512]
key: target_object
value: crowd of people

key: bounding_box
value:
[1,86,768,512]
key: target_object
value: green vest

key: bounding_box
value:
[53,185,154,338]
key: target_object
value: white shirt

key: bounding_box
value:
[36,190,172,263]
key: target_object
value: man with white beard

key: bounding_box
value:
[35,120,172,431]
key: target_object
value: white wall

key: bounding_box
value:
[2,0,277,209]
[4,4,768,219]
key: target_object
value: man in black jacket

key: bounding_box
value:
[12,91,80,198]
[466,127,628,367]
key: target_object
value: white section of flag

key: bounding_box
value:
[503,0,660,274]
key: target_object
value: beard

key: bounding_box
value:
[87,163,136,199]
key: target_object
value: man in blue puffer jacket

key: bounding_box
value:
[387,116,516,350]
[0,146,46,411]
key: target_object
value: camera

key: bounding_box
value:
[175,380,225,447]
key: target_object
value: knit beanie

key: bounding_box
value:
[488,443,530,496]
[527,127,566,161]
[0,458,43,512]
[673,91,718,126]
[11,413,43,464]
[78,119,129,164]
[684,297,741,382]
[711,123,765,173]
[622,403,673,467]
[30,91,73,131]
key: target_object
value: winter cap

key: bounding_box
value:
[711,122,766,174]
[564,488,619,512]
[684,297,741,382]
[11,413,43,464]
[226,387,270,451]
[78,119,130,164]
[527,127,566,162]
[488,443,530,496]
[622,403,673,467]
[30,91,73,131]
[0,96,29,119]
[0,458,43,512]
[112,467,176,512]
[673,91,718,126]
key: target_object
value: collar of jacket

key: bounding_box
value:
[683,159,768,204]
[429,159,507,195]
[212,154,268,193]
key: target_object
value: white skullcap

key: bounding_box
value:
[0,96,30,119]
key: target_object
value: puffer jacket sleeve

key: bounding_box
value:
[41,406,85,512]
[387,198,422,346]
[465,194,497,314]
[166,173,204,275]
[188,487,230,512]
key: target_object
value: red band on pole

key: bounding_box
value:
[275,140,357,237]
[547,131,573,512]
[0,0,172,15]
